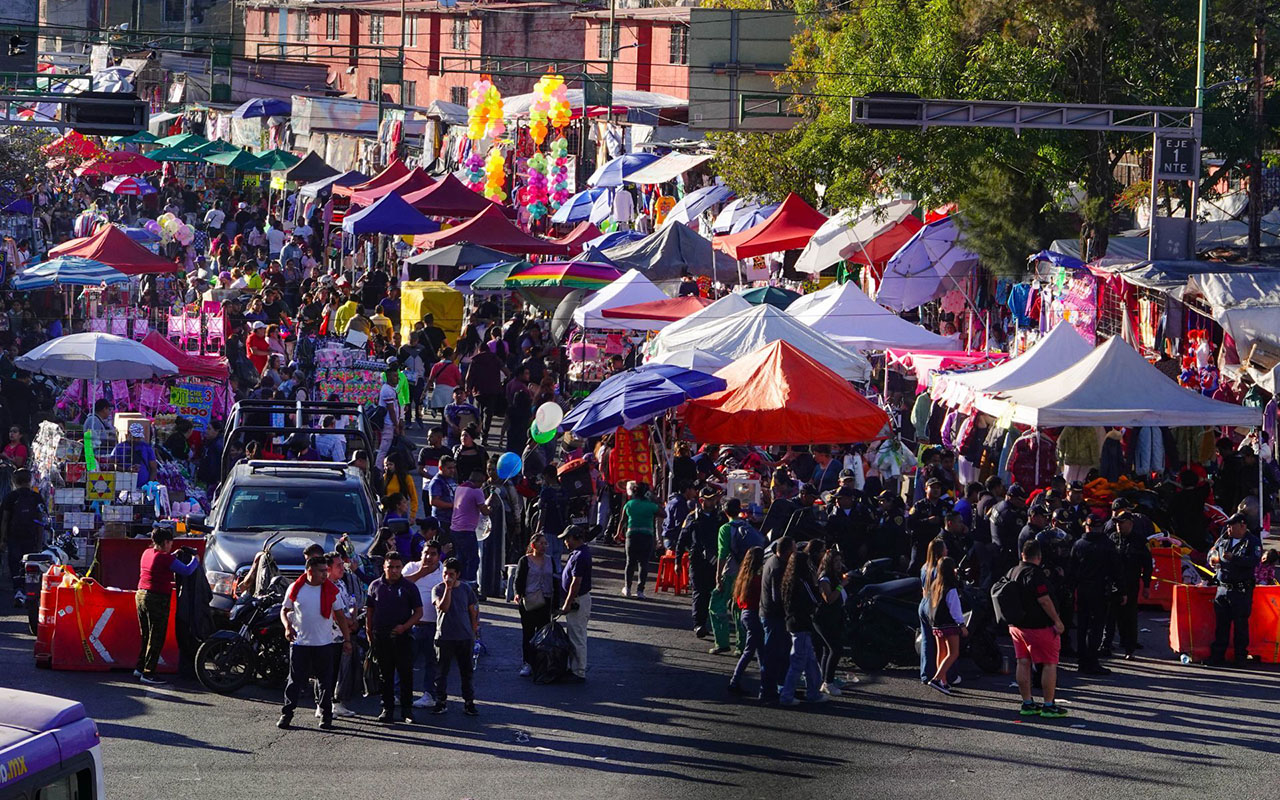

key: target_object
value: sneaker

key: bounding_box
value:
[276,714,292,730]
[463,704,479,717]
[412,693,435,708]
[694,626,709,639]
[621,586,631,597]
[1019,701,1043,717]
[809,692,831,704]
[518,664,532,677]
[431,704,447,715]
[708,645,731,655]
[132,669,143,678]
[927,680,951,696]
[333,704,357,718]
[635,590,646,600]
[780,697,802,706]
[403,714,416,724]
[139,674,168,686]
[950,674,961,687]
[1039,703,1069,719]
[820,682,842,697]
[376,711,394,723]
[318,718,334,730]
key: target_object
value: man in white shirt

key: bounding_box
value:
[279,555,350,730]
[404,540,444,708]
[266,217,286,260]
[203,206,226,232]
[375,361,401,467]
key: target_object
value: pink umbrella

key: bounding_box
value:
[75,151,162,177]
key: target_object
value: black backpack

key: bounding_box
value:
[991,564,1028,626]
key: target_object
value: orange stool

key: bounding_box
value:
[655,552,691,595]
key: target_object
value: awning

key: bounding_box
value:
[624,153,712,185]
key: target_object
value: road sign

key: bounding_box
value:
[1154,135,1199,181]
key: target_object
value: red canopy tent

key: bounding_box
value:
[49,225,178,275]
[712,193,828,260]
[925,202,957,222]
[551,221,603,254]
[332,158,410,198]
[141,332,229,380]
[601,295,712,324]
[684,340,891,446]
[42,131,101,159]
[849,213,924,291]
[402,174,513,218]
[75,151,162,177]
[411,205,574,256]
[348,167,436,207]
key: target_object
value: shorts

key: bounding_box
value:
[932,625,962,639]
[1009,625,1060,665]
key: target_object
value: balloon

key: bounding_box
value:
[496,451,523,481]
[535,401,564,431]
[530,422,556,445]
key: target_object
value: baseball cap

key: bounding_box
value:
[1225,512,1247,525]
[699,485,721,499]
[559,523,588,541]
[251,321,266,330]
[836,485,856,499]
[1069,480,1085,491]
[925,477,942,487]
[1029,503,1050,516]
[877,489,896,501]
[1007,484,1027,499]
[1111,497,1133,510]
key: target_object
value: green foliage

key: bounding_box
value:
[953,159,1069,277]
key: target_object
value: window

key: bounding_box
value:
[368,78,380,101]
[262,10,274,38]
[450,85,467,105]
[669,26,687,64]
[369,13,385,44]
[451,18,469,51]
[326,11,340,40]
[598,22,619,59]
[223,487,373,536]
[403,81,416,107]
[297,13,311,41]
[405,15,418,47]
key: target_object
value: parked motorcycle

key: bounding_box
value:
[22,529,79,635]
[194,574,290,694]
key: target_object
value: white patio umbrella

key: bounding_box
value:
[16,332,178,380]
[794,199,918,274]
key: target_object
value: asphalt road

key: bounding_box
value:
[3,543,1278,800]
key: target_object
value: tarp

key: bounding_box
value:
[407,243,511,267]
[282,151,338,183]
[649,303,871,382]
[332,159,410,199]
[49,225,178,275]
[502,88,686,119]
[787,281,956,351]
[794,199,918,274]
[601,295,712,329]
[878,216,980,312]
[1187,270,1280,313]
[402,174,510,218]
[13,257,128,290]
[602,223,737,282]
[973,337,1261,427]
[141,332,229,380]
[342,192,440,235]
[411,205,573,256]
[551,221,603,253]
[298,169,369,199]
[713,193,827,259]
[400,281,464,346]
[685,340,890,446]
[933,322,1093,409]
[886,349,1010,387]
[348,167,435,207]
[624,153,713,185]
[572,269,669,329]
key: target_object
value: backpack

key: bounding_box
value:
[990,564,1028,627]
[729,519,766,563]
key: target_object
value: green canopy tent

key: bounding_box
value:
[189,139,237,157]
[111,131,158,145]
[147,146,205,163]
[205,149,270,172]
[154,132,209,150]
[255,148,301,171]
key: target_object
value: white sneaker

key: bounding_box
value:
[951,674,962,686]
[333,703,357,718]
[518,664,532,677]
[820,682,842,696]
[314,707,323,719]
[635,590,646,600]
[621,586,631,597]
[412,693,435,709]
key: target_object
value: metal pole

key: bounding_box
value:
[1249,1,1265,259]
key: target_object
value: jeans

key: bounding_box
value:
[376,422,395,468]
[730,608,764,688]
[453,529,479,585]
[410,623,438,698]
[518,602,552,667]
[760,614,788,702]
[689,553,715,630]
[134,589,171,676]
[435,638,476,704]
[373,630,414,713]
[283,643,338,720]
[564,593,592,678]
[624,535,654,592]
[780,631,823,703]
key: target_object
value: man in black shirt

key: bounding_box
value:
[758,537,794,704]
[677,487,727,639]
[1007,540,1067,718]
[1070,514,1119,675]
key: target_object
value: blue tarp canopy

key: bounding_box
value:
[560,363,727,438]
[1029,249,1085,270]
[342,192,440,235]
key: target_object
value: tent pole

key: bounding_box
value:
[1259,425,1265,531]
[1034,424,1040,487]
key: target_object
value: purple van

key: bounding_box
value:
[0,689,105,799]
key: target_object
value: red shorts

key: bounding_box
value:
[1009,625,1060,665]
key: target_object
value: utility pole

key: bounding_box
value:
[1249,0,1266,259]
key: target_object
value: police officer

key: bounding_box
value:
[1016,503,1052,555]
[869,489,908,567]
[1207,513,1262,666]
[1069,513,1120,675]
[781,483,828,543]
[989,484,1029,573]
[1060,481,1091,540]
[677,486,728,639]
[826,485,872,567]
[1102,510,1153,659]
[907,477,950,572]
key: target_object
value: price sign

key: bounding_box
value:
[170,383,215,431]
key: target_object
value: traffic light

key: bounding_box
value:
[65,92,150,136]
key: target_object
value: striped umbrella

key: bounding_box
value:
[13,257,130,290]
[102,176,157,196]
[503,260,622,289]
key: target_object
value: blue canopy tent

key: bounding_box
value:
[3,198,33,214]
[233,97,292,119]
[662,183,735,228]
[121,226,160,244]
[1029,249,1086,270]
[449,262,503,293]
[341,192,440,235]
[561,363,727,438]
[587,153,662,188]
[586,230,647,250]
[551,187,609,224]
[14,257,129,290]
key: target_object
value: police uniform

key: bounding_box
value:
[907,496,949,572]
[677,504,728,636]
[870,500,908,565]
[1208,521,1262,663]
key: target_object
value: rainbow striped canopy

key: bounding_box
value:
[503,261,622,289]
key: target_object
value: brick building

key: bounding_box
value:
[574,6,690,100]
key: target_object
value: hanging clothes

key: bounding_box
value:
[910,393,933,444]
[1098,429,1127,482]
[1132,427,1167,477]
[1007,429,1056,489]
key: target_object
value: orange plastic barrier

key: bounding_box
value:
[1144,547,1185,610]
[48,577,178,673]
[1250,586,1280,664]
[33,564,71,669]
[1169,583,1280,663]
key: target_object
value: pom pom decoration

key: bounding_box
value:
[529,72,567,147]
[518,152,551,220]
[483,149,507,202]
[548,136,571,209]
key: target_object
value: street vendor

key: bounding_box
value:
[107,426,160,488]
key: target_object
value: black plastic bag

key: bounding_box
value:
[530,619,574,685]
[362,649,381,697]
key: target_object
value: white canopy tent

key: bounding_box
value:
[572,269,669,329]
[649,304,872,382]
[935,322,1094,409]
[973,337,1261,427]
[650,291,753,342]
[787,281,955,351]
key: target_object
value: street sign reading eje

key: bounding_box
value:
[1155,135,1198,181]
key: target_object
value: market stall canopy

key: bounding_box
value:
[552,221,604,253]
[713,199,777,234]
[204,149,269,172]
[13,257,129,290]
[572,269,669,329]
[333,158,410,198]
[283,151,338,183]
[551,187,609,224]
[973,337,1261,427]
[298,169,369,199]
[349,167,435,207]
[189,139,238,158]
[562,363,727,438]
[154,132,208,150]
[448,262,503,293]
[934,322,1092,409]
[624,152,713,185]
[16,332,178,380]
[650,303,872,383]
[49,224,178,275]
[587,229,647,250]
[600,295,712,329]
[402,173,511,218]
[602,223,736,282]
[503,88,686,120]
[504,260,622,289]
[102,176,157,196]
[739,286,800,309]
[342,192,440,235]
[588,153,662,188]
[886,349,1010,387]
[141,332,228,380]
[146,146,204,163]
[233,97,291,119]
[878,216,979,312]
[685,340,890,446]
[75,151,161,177]
[654,291,753,342]
[471,260,534,291]
[43,131,100,158]
[411,205,574,256]
[713,193,827,260]
[794,200,920,274]
[1187,269,1280,313]
[408,242,511,268]
[787,281,955,351]
[662,183,734,229]
[111,130,158,145]
[255,148,302,171]
[3,199,31,214]
[121,226,159,244]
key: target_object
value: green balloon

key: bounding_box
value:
[530,421,556,445]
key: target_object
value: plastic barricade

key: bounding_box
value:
[1143,547,1184,610]
[49,577,178,673]
[33,565,72,668]
[1168,584,1217,661]
[1250,586,1280,664]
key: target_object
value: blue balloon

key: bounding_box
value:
[496,451,523,481]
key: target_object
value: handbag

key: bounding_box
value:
[361,650,381,697]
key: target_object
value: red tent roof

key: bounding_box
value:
[141,332,229,380]
[348,167,436,207]
[684,340,890,446]
[74,150,162,177]
[48,225,178,275]
[849,213,924,266]
[601,295,712,323]
[332,158,410,198]
[412,205,574,256]
[402,173,513,218]
[713,193,828,260]
[552,221,603,254]
[42,131,100,159]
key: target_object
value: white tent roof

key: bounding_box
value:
[572,269,669,329]
[651,291,753,342]
[649,304,872,382]
[973,337,1261,427]
[794,199,917,275]
[937,323,1094,408]
[787,281,955,352]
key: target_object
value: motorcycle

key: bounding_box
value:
[22,529,79,635]
[195,574,291,694]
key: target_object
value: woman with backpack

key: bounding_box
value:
[779,548,829,706]
[727,545,764,697]
[926,556,967,696]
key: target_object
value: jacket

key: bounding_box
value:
[174,548,215,641]
[1132,427,1166,476]
[1069,530,1120,591]
[1007,431,1056,489]
[1056,426,1102,467]
[678,510,727,563]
